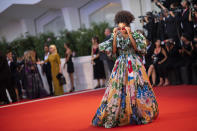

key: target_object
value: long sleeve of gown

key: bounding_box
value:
[99,33,114,52]
[99,32,147,56]
[132,31,147,54]
[56,54,61,65]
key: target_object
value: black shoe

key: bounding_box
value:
[49,92,54,96]
[69,87,75,93]
[101,84,106,88]
[94,85,101,89]
[0,101,10,105]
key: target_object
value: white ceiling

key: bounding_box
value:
[0,0,92,28]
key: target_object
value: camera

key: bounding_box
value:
[164,39,175,46]
[138,16,146,23]
[139,12,155,23]
[169,7,182,14]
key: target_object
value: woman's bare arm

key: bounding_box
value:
[159,48,167,64]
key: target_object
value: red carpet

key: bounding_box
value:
[0,85,197,131]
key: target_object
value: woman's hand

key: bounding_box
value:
[59,68,62,73]
[125,27,131,34]
[37,61,42,65]
[91,59,95,65]
[63,63,66,69]
[91,57,94,61]
[31,66,35,70]
[113,27,118,36]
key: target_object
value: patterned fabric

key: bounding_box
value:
[24,60,47,99]
[99,31,147,57]
[92,31,159,128]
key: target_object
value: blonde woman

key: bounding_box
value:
[23,50,46,99]
[39,45,64,96]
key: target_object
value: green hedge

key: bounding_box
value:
[0,22,111,59]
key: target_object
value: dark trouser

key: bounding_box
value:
[7,86,17,102]
[46,71,53,95]
[107,59,115,74]
[16,80,23,98]
[100,52,115,74]
[174,59,193,84]
[182,60,193,84]
[43,63,53,95]
[0,82,17,103]
[0,84,9,103]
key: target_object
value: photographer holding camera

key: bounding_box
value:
[140,12,156,43]
[181,0,194,41]
[156,0,182,48]
[189,0,197,35]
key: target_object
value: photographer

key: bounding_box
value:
[140,12,156,43]
[156,1,182,48]
[144,39,156,86]
[164,39,182,84]
[192,36,197,80]
[156,13,165,42]
[189,0,197,35]
[179,33,194,84]
[181,0,194,41]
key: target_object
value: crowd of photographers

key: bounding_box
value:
[140,0,197,86]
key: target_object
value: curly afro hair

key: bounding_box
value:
[114,10,135,26]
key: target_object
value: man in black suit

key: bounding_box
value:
[99,28,115,80]
[7,51,18,102]
[0,51,17,104]
[142,12,156,43]
[163,10,181,47]
[42,45,53,96]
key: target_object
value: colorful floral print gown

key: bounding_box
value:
[92,31,159,128]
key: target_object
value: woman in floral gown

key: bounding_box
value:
[92,11,159,128]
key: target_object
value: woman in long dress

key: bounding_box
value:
[92,11,159,128]
[39,45,64,96]
[23,50,47,99]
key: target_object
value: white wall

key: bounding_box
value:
[89,2,122,26]
[0,0,153,42]
[35,10,65,34]
[121,0,152,31]
[61,7,81,31]
[0,20,25,42]
[80,0,121,28]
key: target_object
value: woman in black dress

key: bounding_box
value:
[151,39,169,86]
[64,43,75,92]
[91,36,106,89]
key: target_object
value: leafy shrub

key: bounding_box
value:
[0,22,111,59]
